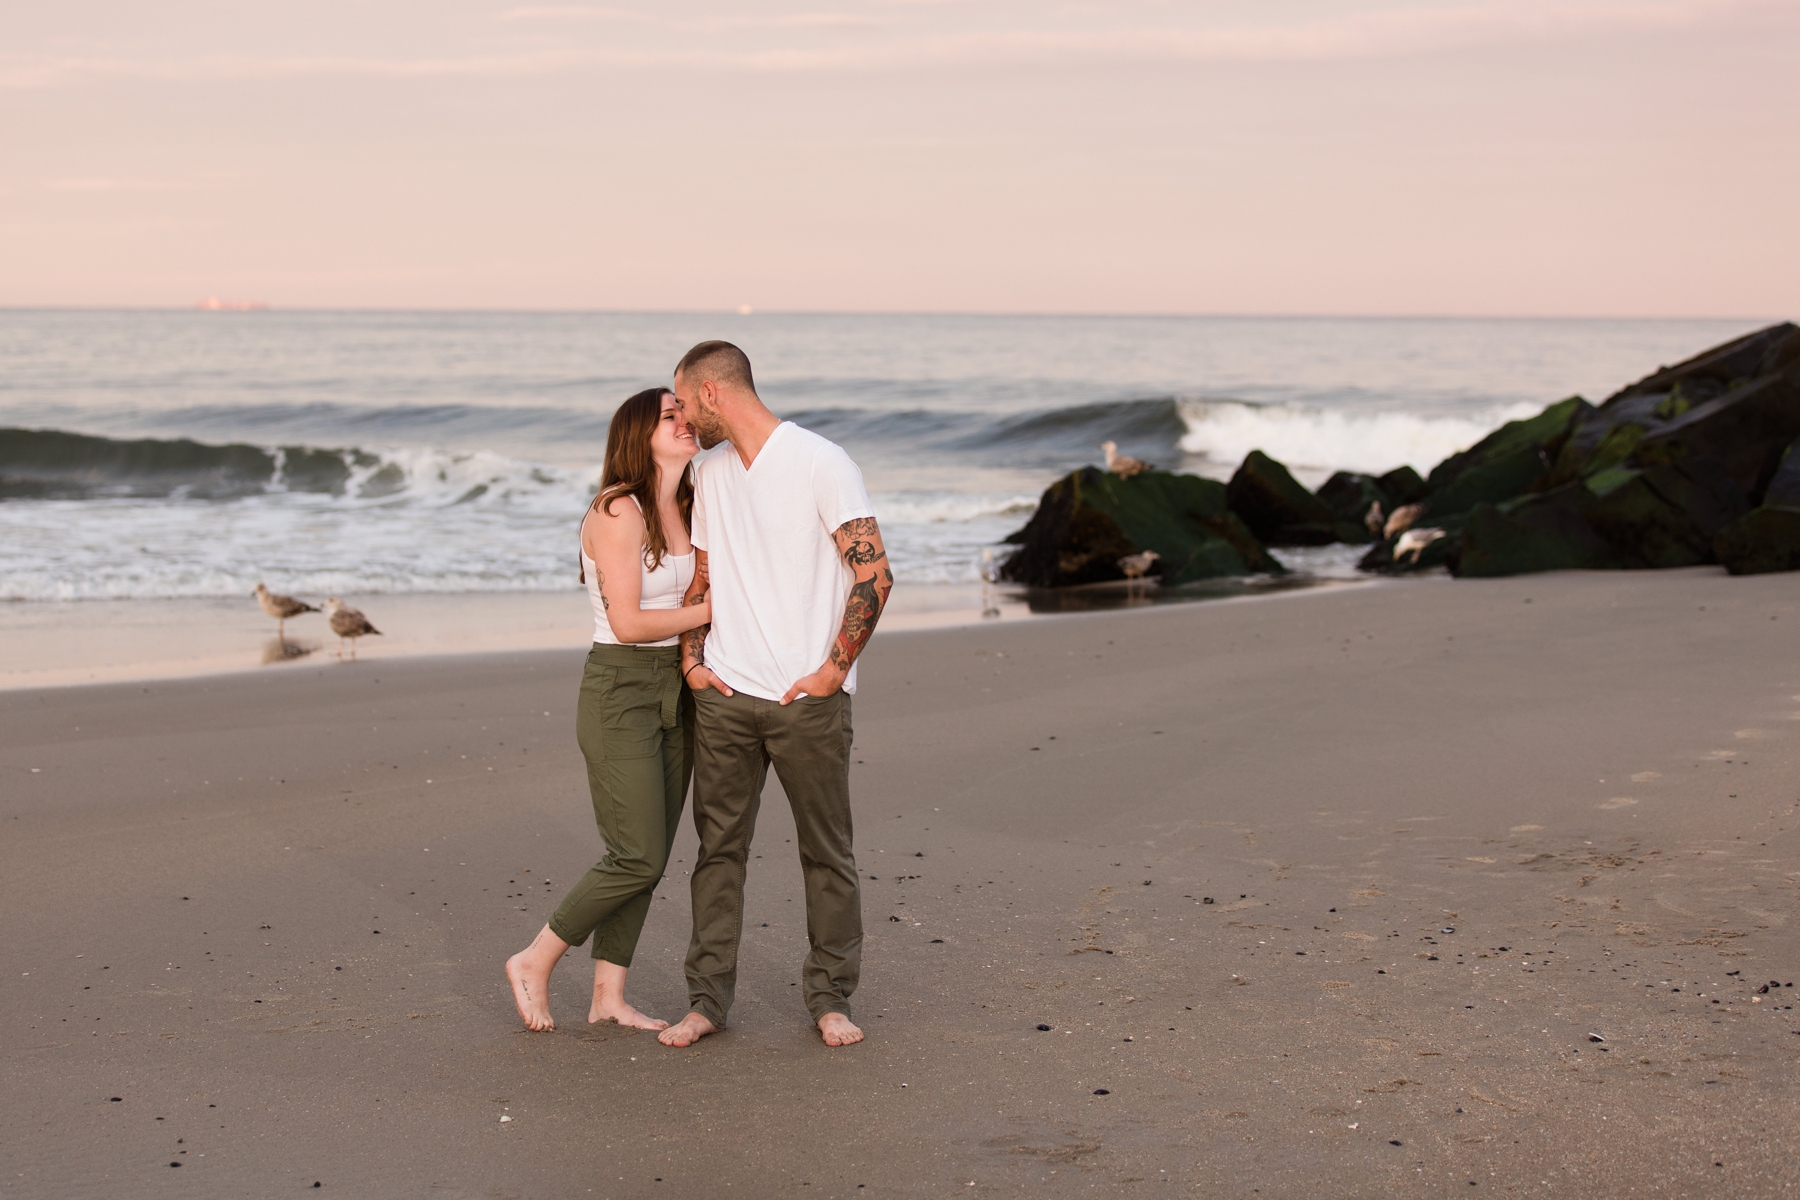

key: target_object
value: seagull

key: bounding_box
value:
[1384,503,1426,539]
[1102,441,1153,479]
[1117,549,1161,579]
[323,597,382,659]
[1364,501,1386,537]
[1393,527,1446,565]
[253,582,318,637]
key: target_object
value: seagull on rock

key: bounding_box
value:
[254,582,318,637]
[1393,527,1446,565]
[1102,441,1153,479]
[324,597,382,659]
[1364,501,1386,537]
[1384,503,1426,539]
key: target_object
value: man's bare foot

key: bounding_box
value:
[657,1011,718,1047]
[818,1012,863,1047]
[505,951,555,1031]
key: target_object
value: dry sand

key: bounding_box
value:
[3,567,1798,1198]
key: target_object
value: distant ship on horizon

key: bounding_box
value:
[193,297,268,311]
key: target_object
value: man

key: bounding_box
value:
[658,341,893,1050]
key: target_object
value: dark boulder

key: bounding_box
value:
[1633,371,1800,503]
[1547,323,1800,496]
[1001,467,1281,588]
[1315,471,1389,530]
[1451,457,1749,577]
[1709,437,1800,575]
[1762,438,1800,508]
[1453,492,1619,578]
[1227,451,1369,545]
[1378,465,1429,506]
[1713,506,1800,575]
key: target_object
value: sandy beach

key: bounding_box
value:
[4,568,1798,1198]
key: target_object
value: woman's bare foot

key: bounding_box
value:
[818,1012,863,1047]
[504,925,570,1032]
[657,1011,718,1047]
[588,959,668,1030]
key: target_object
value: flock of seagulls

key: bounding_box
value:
[254,583,382,658]
[1098,440,1450,579]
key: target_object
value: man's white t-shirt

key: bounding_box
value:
[691,422,876,702]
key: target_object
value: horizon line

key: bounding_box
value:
[0,304,1784,324]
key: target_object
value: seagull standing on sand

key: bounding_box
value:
[1117,549,1160,579]
[323,597,382,659]
[1101,441,1153,479]
[253,582,318,637]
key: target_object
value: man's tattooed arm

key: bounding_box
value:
[679,549,710,678]
[828,517,894,673]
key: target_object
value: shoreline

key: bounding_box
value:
[0,574,1381,692]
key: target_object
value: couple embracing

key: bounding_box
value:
[505,340,891,1049]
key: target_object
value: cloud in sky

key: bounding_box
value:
[1,0,1795,314]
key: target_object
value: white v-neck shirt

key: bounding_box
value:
[690,422,876,701]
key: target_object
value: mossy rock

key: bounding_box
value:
[1633,372,1800,501]
[1001,467,1281,588]
[1227,450,1368,545]
[1424,396,1590,496]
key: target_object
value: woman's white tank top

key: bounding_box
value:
[583,495,695,647]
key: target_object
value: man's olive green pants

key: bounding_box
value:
[547,643,692,968]
[684,688,861,1027]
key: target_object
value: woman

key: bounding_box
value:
[505,388,710,1032]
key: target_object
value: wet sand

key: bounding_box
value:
[4,567,1798,1198]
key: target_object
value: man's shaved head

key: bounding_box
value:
[675,340,756,396]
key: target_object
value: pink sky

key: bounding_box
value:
[3,0,1796,315]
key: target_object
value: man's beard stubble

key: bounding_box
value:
[688,405,728,450]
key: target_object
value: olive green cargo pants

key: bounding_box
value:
[547,643,692,968]
[684,688,861,1027]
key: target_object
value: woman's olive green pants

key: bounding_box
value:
[547,643,693,968]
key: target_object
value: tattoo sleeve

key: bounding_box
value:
[829,517,894,673]
[680,552,710,676]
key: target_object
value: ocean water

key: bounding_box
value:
[0,310,1760,602]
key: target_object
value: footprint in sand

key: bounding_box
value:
[1599,797,1638,810]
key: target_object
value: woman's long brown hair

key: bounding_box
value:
[587,387,694,574]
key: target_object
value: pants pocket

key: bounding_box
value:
[582,669,663,761]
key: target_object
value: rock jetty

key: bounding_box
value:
[1000,322,1800,586]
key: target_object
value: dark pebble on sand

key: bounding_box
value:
[1143,880,1152,886]
[1093,1089,1110,1096]
[314,1184,322,1189]
[110,1097,121,1102]
[1037,1024,1052,1031]
[1203,897,1214,904]
[915,852,923,857]
[888,916,900,922]
[372,930,380,935]
[1328,908,1336,913]
[1390,1141,1402,1147]
[169,1162,181,1168]
[931,938,943,943]
[1589,1034,1605,1042]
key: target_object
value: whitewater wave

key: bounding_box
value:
[1174,398,1539,478]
